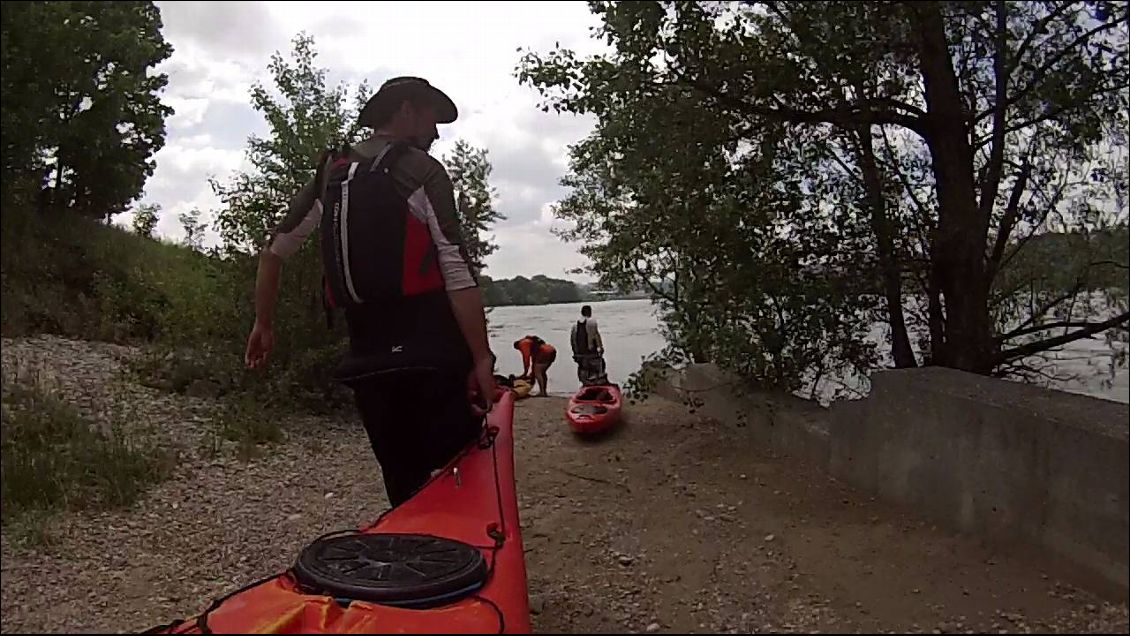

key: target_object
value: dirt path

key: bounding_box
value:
[2,337,1127,633]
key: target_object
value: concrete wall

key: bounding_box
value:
[654,364,1129,597]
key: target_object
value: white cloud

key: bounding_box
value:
[139,0,607,278]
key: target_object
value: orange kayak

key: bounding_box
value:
[565,384,622,435]
[150,390,530,634]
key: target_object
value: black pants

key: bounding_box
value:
[351,370,481,507]
[575,354,608,385]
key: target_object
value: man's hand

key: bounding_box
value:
[467,355,501,417]
[245,321,275,369]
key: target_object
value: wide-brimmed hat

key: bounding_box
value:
[358,76,458,127]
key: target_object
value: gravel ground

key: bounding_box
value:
[1,335,1127,633]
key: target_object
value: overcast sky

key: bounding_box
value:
[124,1,605,281]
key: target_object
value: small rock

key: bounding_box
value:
[740,474,747,480]
[764,534,775,543]
[1085,603,1096,612]
[646,623,661,633]
[619,555,635,566]
[287,513,302,522]
[324,492,335,499]
[530,595,545,615]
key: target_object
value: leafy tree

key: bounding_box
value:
[445,141,505,274]
[1,1,173,218]
[519,1,1128,388]
[179,208,204,251]
[212,34,369,256]
[132,203,160,238]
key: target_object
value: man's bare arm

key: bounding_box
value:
[447,287,492,362]
[254,250,283,328]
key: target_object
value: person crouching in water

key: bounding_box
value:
[514,335,556,396]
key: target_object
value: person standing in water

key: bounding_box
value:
[570,305,607,385]
[514,335,556,396]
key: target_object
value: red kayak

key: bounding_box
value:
[565,384,622,435]
[150,390,530,634]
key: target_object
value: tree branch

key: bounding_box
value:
[996,310,1130,364]
[680,78,929,136]
[878,126,934,259]
[997,276,1087,342]
[998,169,1068,272]
[974,16,1126,125]
[1090,259,1129,270]
[1003,319,1116,342]
[1011,2,1078,80]
[976,82,1130,149]
[977,1,1012,224]
[632,260,678,305]
[987,156,1032,282]
[556,468,630,491]
[827,141,864,184]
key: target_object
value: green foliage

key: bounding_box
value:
[1,1,173,218]
[0,207,249,346]
[216,392,285,456]
[132,203,160,238]
[1,31,504,427]
[213,33,368,256]
[178,208,205,250]
[0,372,173,526]
[519,1,1129,386]
[446,141,506,272]
[518,4,882,392]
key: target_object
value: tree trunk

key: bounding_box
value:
[926,251,946,365]
[911,2,995,374]
[857,126,917,368]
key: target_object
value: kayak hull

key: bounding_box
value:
[153,391,530,634]
[566,384,622,435]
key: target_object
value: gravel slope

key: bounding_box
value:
[1,336,1126,633]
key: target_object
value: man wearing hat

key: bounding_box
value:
[243,77,498,507]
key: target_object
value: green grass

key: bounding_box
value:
[219,392,284,446]
[0,207,247,345]
[0,375,174,529]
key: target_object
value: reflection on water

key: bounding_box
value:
[486,298,1128,404]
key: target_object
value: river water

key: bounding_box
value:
[487,298,1129,404]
